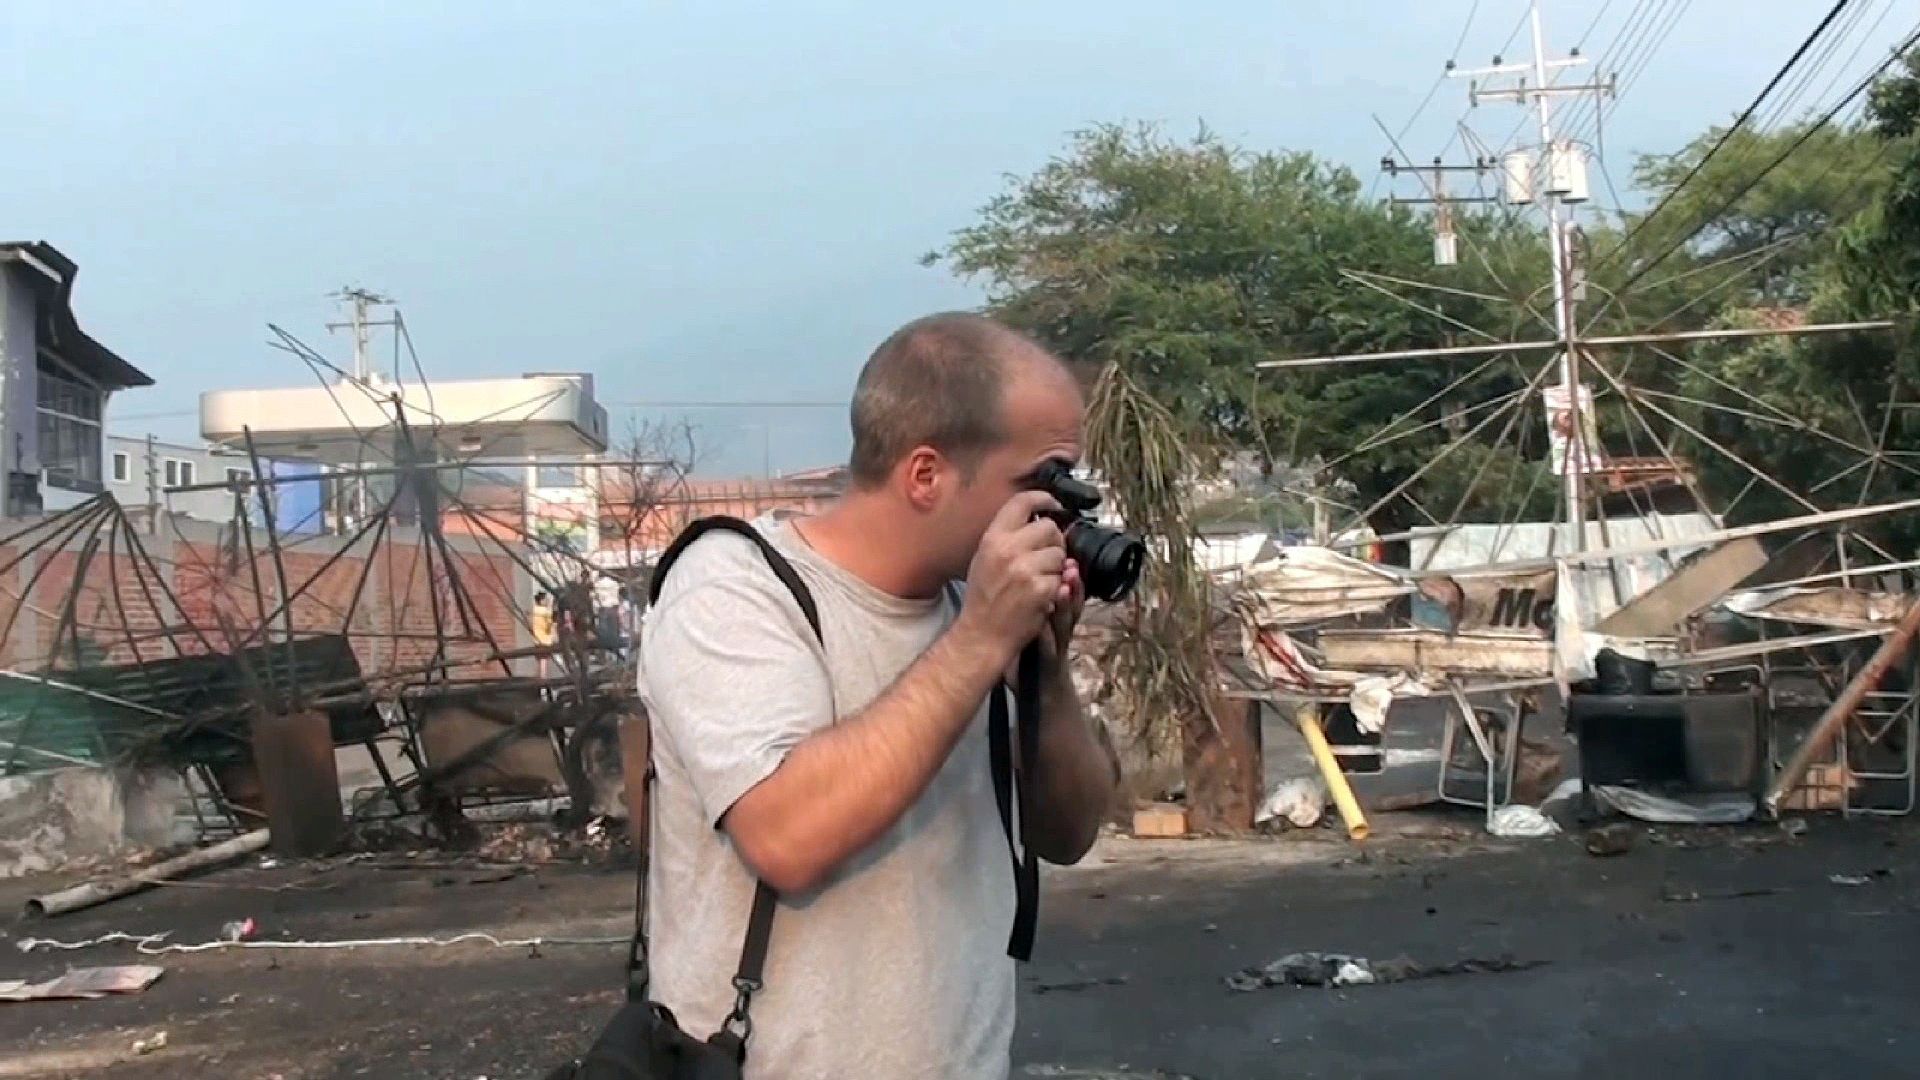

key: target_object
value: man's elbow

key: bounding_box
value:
[738,841,832,895]
[723,809,838,895]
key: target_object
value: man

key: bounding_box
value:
[637,312,1120,1079]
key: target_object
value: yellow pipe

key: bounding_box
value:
[1297,702,1370,841]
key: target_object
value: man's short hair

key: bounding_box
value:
[848,312,1047,486]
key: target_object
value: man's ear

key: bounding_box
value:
[901,446,947,511]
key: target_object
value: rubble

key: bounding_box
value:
[0,965,165,1003]
[1226,951,1548,992]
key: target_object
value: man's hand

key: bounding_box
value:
[1025,545,1117,866]
[1042,557,1085,661]
[953,491,1071,666]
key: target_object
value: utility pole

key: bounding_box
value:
[145,433,160,536]
[326,287,396,384]
[325,288,399,529]
[1381,156,1496,266]
[1452,0,1613,550]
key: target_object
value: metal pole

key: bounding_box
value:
[1766,596,1920,816]
[1528,0,1585,553]
[243,428,298,703]
[145,433,159,535]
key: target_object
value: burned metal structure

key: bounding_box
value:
[1232,5,1920,832]
[0,298,652,856]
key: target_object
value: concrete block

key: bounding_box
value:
[1779,762,1854,812]
[1132,803,1188,838]
[0,766,189,879]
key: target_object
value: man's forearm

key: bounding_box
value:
[1028,657,1120,864]
[722,627,1009,894]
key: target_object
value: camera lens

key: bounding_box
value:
[1066,522,1145,602]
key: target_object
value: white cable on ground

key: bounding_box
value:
[15,931,626,956]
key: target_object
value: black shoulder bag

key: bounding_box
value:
[548,516,1041,1080]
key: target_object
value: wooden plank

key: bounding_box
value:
[1320,630,1554,677]
[1597,538,1769,637]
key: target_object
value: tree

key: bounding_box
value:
[1636,52,1920,551]
[594,418,701,575]
[1620,122,1888,309]
[929,122,1553,539]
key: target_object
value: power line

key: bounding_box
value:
[1602,24,1920,305]
[1495,2,1532,61]
[1752,0,1872,132]
[1808,0,1899,118]
[1450,0,1485,61]
[1574,0,1617,50]
[1559,0,1664,137]
[1592,0,1855,270]
[1569,0,1694,144]
[1386,2,1491,164]
[1599,0,1883,260]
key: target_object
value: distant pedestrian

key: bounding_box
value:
[531,591,557,681]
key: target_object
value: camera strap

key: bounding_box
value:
[631,515,824,1037]
[987,643,1042,962]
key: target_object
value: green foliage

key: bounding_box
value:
[1644,49,1920,552]
[929,123,1551,532]
[1836,51,1920,314]
[1624,123,1889,306]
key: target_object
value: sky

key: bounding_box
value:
[6,1,1915,477]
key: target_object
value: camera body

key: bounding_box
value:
[1028,460,1145,602]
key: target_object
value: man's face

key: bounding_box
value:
[932,357,1085,578]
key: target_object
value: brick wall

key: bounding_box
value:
[1,512,531,680]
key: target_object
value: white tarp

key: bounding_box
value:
[1413,513,1721,682]
[1542,379,1603,477]
[1723,586,1910,630]
[1236,546,1412,627]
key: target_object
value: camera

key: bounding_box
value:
[1028,460,1145,602]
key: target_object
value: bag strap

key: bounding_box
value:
[998,645,1044,957]
[629,515,823,1039]
[955,584,1039,964]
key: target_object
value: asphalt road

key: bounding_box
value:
[3,813,1917,1079]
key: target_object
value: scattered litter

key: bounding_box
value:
[1829,870,1891,887]
[1592,786,1755,825]
[1662,886,1781,904]
[1781,819,1810,838]
[1332,960,1374,986]
[1256,777,1329,828]
[477,824,555,864]
[16,930,625,956]
[132,1030,168,1055]
[220,918,258,943]
[1347,676,1401,735]
[1585,823,1635,857]
[1488,805,1561,838]
[1225,952,1546,992]
[1539,777,1583,809]
[1032,975,1129,995]
[0,965,165,1003]
[1029,1060,1190,1068]
[258,858,281,870]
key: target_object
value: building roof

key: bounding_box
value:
[0,241,154,389]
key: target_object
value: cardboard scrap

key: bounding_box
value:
[0,965,164,1003]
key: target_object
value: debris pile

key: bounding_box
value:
[1225,951,1548,992]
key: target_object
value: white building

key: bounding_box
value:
[0,242,153,514]
[104,434,258,525]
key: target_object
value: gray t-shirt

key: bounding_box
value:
[636,517,1015,1080]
